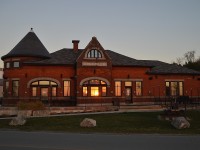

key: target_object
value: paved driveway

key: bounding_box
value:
[0,131,199,150]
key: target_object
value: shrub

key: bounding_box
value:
[17,101,45,110]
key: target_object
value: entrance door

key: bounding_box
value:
[125,87,132,103]
[41,88,49,100]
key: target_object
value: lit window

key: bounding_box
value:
[32,87,37,97]
[171,82,178,96]
[82,79,107,97]
[102,87,107,96]
[39,81,49,85]
[41,88,48,97]
[115,81,121,96]
[91,87,99,96]
[12,80,19,97]
[125,81,132,86]
[32,81,38,85]
[83,86,88,96]
[87,49,102,58]
[166,82,170,96]
[165,81,183,96]
[13,62,20,68]
[52,87,57,97]
[64,81,70,96]
[179,82,183,96]
[136,81,142,96]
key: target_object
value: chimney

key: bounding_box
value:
[72,40,80,53]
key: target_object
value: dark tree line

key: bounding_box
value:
[173,51,200,71]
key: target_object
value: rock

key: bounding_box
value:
[171,117,190,129]
[80,118,96,127]
[9,115,26,126]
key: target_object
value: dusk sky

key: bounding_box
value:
[0,0,200,68]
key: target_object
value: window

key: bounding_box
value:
[41,88,48,97]
[87,49,102,58]
[115,81,121,96]
[91,87,99,96]
[32,87,37,97]
[39,81,50,85]
[171,82,178,96]
[166,82,170,96]
[179,82,183,96]
[102,87,107,96]
[83,86,88,96]
[5,62,10,69]
[136,81,142,96]
[125,81,132,87]
[4,81,9,97]
[13,61,20,68]
[12,80,19,97]
[82,79,107,97]
[31,81,57,86]
[52,87,57,97]
[165,81,183,96]
[30,80,58,97]
[64,81,70,96]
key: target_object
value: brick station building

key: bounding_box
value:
[1,29,200,106]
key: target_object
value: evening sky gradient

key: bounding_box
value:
[0,0,200,68]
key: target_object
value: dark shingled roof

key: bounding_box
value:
[25,49,83,65]
[146,61,200,75]
[25,48,200,75]
[1,30,50,60]
[106,50,153,67]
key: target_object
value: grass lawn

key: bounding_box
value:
[0,111,200,134]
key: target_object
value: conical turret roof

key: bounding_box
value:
[1,29,50,60]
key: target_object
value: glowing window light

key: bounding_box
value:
[91,87,99,96]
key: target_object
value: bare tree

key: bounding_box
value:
[176,57,184,65]
[184,50,196,63]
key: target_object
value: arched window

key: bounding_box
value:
[87,49,102,58]
[30,80,58,97]
[82,79,107,97]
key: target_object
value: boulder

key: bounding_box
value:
[9,115,26,126]
[171,117,190,129]
[80,118,96,127]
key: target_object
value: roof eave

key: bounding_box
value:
[147,72,200,75]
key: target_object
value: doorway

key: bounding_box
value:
[125,87,132,103]
[41,88,48,100]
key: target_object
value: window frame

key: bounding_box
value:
[82,79,107,97]
[63,80,71,97]
[13,61,20,68]
[87,49,102,58]
[32,87,37,97]
[135,81,142,96]
[4,81,9,97]
[51,87,57,97]
[115,81,122,97]
[12,80,19,97]
[5,62,10,69]
[165,81,184,97]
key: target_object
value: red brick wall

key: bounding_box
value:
[2,57,200,105]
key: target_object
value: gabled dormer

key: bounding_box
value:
[77,36,112,68]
